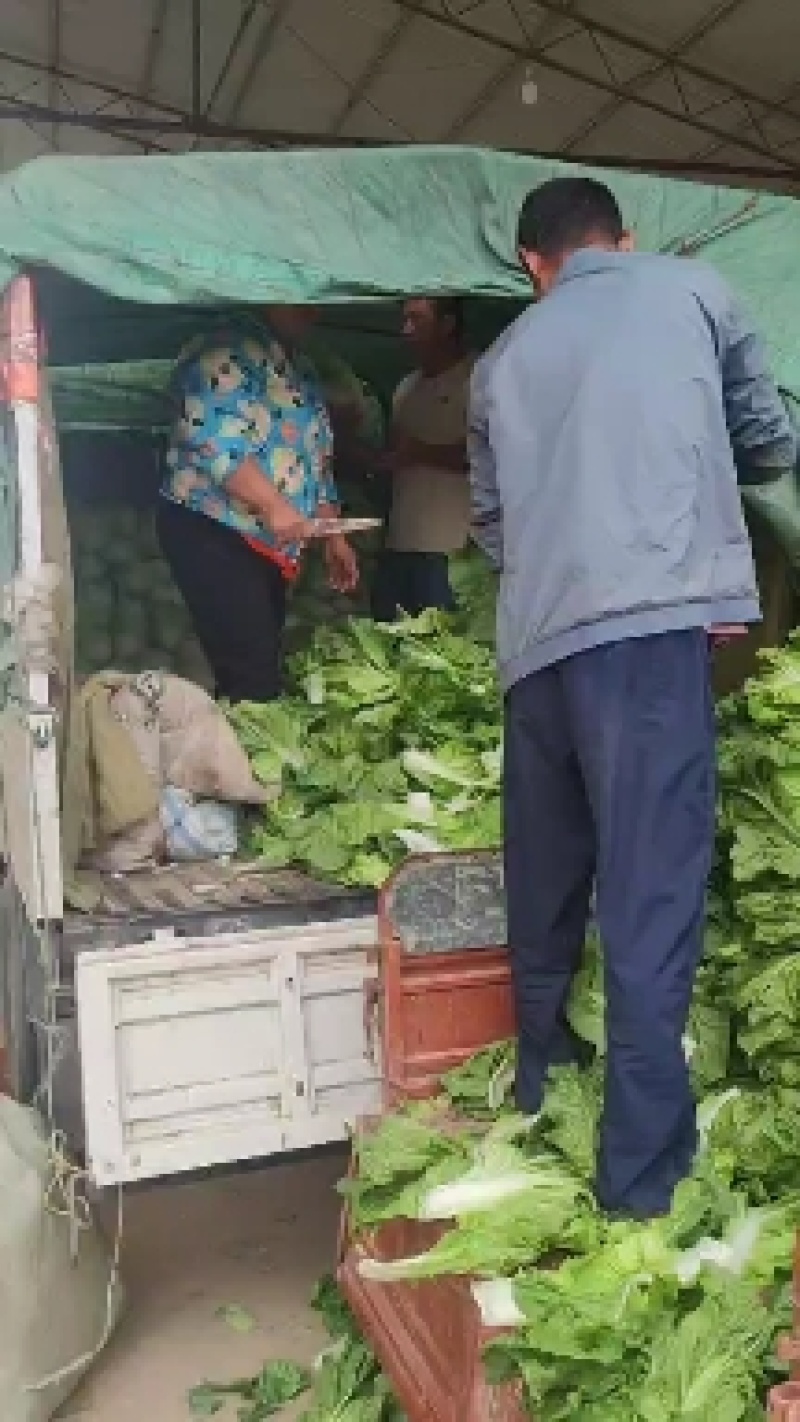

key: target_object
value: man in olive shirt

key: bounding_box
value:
[371,297,473,620]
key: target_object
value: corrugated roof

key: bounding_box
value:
[1,0,800,189]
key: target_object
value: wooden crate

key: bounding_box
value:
[339,1206,525,1422]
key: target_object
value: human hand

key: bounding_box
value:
[324,534,359,593]
[267,496,315,548]
[708,625,747,647]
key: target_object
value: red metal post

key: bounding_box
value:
[0,274,40,405]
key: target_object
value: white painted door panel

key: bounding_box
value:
[76,918,379,1186]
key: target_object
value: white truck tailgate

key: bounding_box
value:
[76,917,380,1186]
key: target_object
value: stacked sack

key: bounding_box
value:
[70,506,211,684]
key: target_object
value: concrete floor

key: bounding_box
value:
[57,1150,347,1422]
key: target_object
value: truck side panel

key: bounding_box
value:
[76,918,380,1186]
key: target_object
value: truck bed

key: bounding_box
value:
[47,862,380,1180]
[61,860,375,965]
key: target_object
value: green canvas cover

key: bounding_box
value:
[50,350,390,435]
[50,361,173,433]
[1,145,799,392]
[2,145,800,587]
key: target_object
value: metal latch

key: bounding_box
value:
[29,711,54,749]
[363,978,383,1064]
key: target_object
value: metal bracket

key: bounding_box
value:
[29,711,54,750]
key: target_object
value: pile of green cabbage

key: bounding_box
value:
[71,506,211,682]
[226,553,800,1414]
[229,560,502,888]
[714,635,800,1093]
[329,635,800,1419]
[343,1033,798,1421]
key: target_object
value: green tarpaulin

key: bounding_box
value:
[1,145,800,393]
[1,144,799,584]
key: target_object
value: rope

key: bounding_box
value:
[26,1180,124,1395]
[30,1016,70,1126]
[42,1128,93,1257]
[17,714,126,1396]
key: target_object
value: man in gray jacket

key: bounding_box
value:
[469,176,797,1219]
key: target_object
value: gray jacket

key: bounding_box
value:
[469,249,797,692]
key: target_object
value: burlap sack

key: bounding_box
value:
[81,678,164,873]
[158,676,275,805]
[106,680,161,784]
[77,672,274,877]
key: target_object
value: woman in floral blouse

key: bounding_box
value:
[158,306,358,702]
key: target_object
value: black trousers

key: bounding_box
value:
[157,498,287,703]
[504,630,715,1218]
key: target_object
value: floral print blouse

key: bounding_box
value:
[162,319,337,573]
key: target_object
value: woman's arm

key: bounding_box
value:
[226,457,313,544]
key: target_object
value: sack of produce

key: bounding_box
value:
[86,814,166,873]
[153,607,192,656]
[80,582,116,627]
[70,503,210,683]
[80,674,165,873]
[0,1098,123,1422]
[158,675,276,805]
[117,559,160,599]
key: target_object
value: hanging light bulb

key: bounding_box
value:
[521,66,539,106]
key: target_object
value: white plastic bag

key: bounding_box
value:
[160,786,239,861]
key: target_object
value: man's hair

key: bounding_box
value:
[517,178,624,259]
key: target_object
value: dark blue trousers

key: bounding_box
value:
[370,550,456,622]
[504,630,716,1217]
